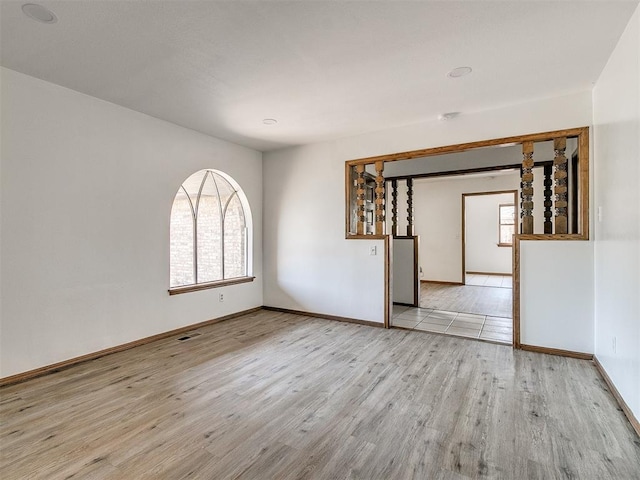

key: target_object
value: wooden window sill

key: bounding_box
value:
[169,277,255,295]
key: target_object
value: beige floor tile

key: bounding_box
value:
[414,322,448,333]
[465,274,512,289]
[422,314,453,326]
[484,326,511,333]
[482,325,512,334]
[451,320,485,330]
[391,318,421,329]
[485,316,512,326]
[456,313,485,324]
[446,326,480,338]
[466,275,488,286]
[485,276,503,287]
[484,323,512,331]
[427,310,457,321]
[395,309,429,321]
[480,330,512,343]
[501,277,513,288]
[392,304,411,315]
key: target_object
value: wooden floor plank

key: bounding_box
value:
[1,310,639,479]
[421,282,512,318]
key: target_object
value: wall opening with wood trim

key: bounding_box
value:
[345,127,590,352]
[346,127,589,240]
[464,191,518,276]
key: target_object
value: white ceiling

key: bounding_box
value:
[1,1,637,152]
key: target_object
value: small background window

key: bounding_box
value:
[499,204,515,246]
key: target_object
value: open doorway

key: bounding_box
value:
[345,127,589,348]
[463,191,517,284]
[409,189,518,338]
[452,190,518,342]
[388,170,520,344]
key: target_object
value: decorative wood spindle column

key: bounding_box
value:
[355,164,366,235]
[374,161,385,235]
[406,178,414,236]
[520,141,534,234]
[553,137,568,234]
[543,163,553,234]
[391,179,398,237]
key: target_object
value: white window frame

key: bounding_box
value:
[169,169,254,295]
[498,203,515,247]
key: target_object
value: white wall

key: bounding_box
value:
[383,141,560,179]
[520,240,594,353]
[466,193,514,275]
[593,5,640,420]
[263,90,593,333]
[411,173,519,283]
[0,68,263,378]
[262,142,385,322]
[384,145,523,178]
[392,238,416,304]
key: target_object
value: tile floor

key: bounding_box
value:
[465,274,512,289]
[391,304,512,344]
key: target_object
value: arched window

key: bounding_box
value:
[169,169,253,293]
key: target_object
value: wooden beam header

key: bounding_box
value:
[346,126,588,166]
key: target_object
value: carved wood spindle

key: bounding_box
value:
[543,163,553,234]
[355,164,366,235]
[406,178,414,236]
[374,161,385,235]
[391,179,398,237]
[553,137,568,234]
[520,141,534,234]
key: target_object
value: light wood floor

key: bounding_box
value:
[2,310,639,479]
[421,281,512,319]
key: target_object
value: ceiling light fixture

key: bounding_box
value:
[262,118,277,125]
[438,112,460,121]
[447,66,472,78]
[21,3,57,23]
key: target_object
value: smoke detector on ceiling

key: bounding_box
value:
[438,112,460,121]
[447,67,472,78]
[21,3,57,23]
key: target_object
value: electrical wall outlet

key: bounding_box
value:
[219,293,224,302]
[370,246,377,256]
